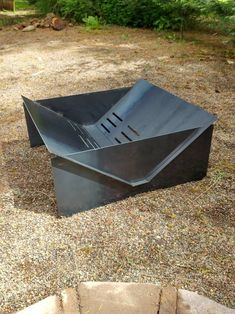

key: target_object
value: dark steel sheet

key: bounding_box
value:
[22,79,217,215]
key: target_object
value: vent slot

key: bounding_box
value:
[128,125,140,136]
[121,132,132,142]
[115,138,121,144]
[112,113,123,122]
[101,123,110,133]
[107,118,116,127]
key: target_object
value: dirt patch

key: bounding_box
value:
[0,25,234,313]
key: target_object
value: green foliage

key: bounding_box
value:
[57,0,94,21]
[98,0,135,26]
[0,17,23,27]
[16,0,33,10]
[30,0,235,35]
[34,0,58,14]
[27,0,38,4]
[82,15,100,30]
[206,0,235,35]
[206,0,235,17]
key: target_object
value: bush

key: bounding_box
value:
[82,15,101,30]
[34,0,58,14]
[31,0,235,35]
[205,0,235,35]
[207,0,234,17]
[57,0,95,21]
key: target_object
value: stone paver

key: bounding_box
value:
[16,295,62,314]
[78,282,161,314]
[177,289,235,314]
[159,286,177,314]
[61,288,80,314]
[14,283,235,314]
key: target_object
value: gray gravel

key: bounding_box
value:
[0,25,234,313]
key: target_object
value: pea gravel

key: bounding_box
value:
[0,25,234,313]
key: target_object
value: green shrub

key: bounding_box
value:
[207,0,234,17]
[57,0,95,21]
[153,0,204,38]
[82,15,100,29]
[31,0,235,35]
[205,0,235,35]
[34,0,58,14]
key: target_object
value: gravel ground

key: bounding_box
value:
[0,25,234,313]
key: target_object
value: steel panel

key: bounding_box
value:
[22,80,217,216]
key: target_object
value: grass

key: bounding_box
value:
[0,17,24,27]
[0,0,37,28]
[0,25,234,311]
[15,0,34,11]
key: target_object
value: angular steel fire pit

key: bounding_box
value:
[23,80,217,216]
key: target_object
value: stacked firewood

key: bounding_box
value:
[13,13,67,31]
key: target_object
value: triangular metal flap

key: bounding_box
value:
[66,128,198,186]
[96,80,217,144]
[22,96,99,156]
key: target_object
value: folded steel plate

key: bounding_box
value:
[22,79,217,216]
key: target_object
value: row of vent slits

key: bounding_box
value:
[100,112,140,144]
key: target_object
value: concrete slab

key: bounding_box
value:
[177,289,235,314]
[77,281,161,314]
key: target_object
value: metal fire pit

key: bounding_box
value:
[23,79,217,216]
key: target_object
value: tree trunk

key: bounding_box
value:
[180,18,184,40]
[0,0,15,11]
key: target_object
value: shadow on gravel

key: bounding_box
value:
[2,139,58,216]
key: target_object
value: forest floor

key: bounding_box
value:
[0,25,234,313]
